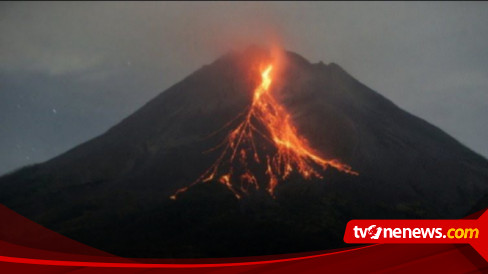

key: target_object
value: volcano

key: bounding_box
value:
[1,46,488,258]
[171,63,358,201]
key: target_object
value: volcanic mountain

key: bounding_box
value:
[1,47,487,258]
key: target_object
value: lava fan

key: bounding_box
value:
[171,63,358,200]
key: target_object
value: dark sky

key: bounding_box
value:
[1,2,487,175]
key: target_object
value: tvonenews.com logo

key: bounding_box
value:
[343,214,487,261]
[353,225,479,240]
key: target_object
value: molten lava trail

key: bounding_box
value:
[171,64,357,200]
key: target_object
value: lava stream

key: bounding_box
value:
[171,64,357,200]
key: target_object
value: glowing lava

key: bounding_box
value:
[171,64,357,200]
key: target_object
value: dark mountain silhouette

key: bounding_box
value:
[1,46,487,258]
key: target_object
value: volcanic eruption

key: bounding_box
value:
[0,46,487,258]
[171,63,357,200]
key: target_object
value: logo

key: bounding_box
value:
[366,225,382,239]
[343,211,488,262]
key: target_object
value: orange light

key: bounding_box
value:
[171,63,357,199]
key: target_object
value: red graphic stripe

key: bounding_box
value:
[0,245,375,268]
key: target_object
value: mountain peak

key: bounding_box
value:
[1,47,487,257]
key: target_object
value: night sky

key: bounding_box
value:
[1,2,487,175]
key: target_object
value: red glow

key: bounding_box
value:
[171,63,357,200]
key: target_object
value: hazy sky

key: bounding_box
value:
[1,2,487,175]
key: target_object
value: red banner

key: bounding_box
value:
[0,204,486,272]
[344,210,488,261]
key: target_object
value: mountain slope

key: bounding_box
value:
[1,47,487,258]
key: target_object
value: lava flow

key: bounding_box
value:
[170,63,358,200]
